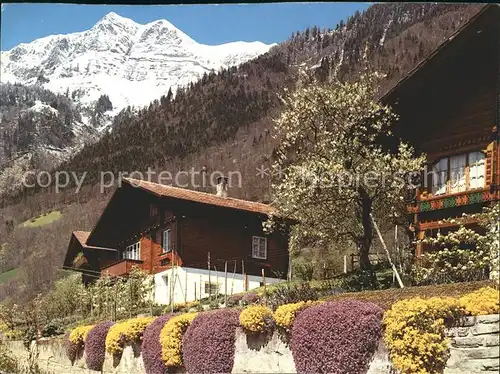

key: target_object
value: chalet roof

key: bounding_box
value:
[71,230,117,252]
[381,4,499,104]
[73,231,90,246]
[122,178,275,216]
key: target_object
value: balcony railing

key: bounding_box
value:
[101,259,144,277]
[409,187,499,214]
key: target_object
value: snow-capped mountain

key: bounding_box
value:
[1,12,275,112]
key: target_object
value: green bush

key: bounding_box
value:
[267,283,318,310]
[0,341,17,373]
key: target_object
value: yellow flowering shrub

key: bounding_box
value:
[239,305,274,333]
[173,300,200,312]
[105,317,155,355]
[160,312,197,367]
[274,300,321,331]
[459,287,500,316]
[383,297,464,374]
[69,325,94,345]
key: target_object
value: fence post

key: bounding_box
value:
[208,252,211,302]
[262,268,266,306]
[184,271,188,304]
[224,261,228,307]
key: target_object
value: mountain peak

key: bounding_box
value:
[96,12,137,27]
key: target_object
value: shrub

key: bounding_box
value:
[41,321,64,337]
[65,325,94,361]
[142,315,172,374]
[291,300,383,374]
[241,292,260,306]
[182,309,240,373]
[69,325,94,345]
[239,305,274,333]
[105,316,154,355]
[274,300,321,331]
[227,293,244,307]
[0,340,17,373]
[160,312,197,368]
[323,280,494,310]
[383,297,463,374]
[65,332,78,362]
[459,287,500,316]
[268,283,318,310]
[172,301,200,313]
[85,321,114,371]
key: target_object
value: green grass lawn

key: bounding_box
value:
[0,268,19,284]
[20,210,62,228]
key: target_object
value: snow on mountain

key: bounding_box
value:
[28,100,60,116]
[0,12,276,112]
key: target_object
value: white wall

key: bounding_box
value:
[153,267,283,305]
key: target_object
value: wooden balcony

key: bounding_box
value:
[408,187,499,214]
[101,259,144,277]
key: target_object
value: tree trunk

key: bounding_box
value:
[358,189,377,288]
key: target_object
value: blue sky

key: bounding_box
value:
[1,3,371,51]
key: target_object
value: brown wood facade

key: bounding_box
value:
[382,5,500,256]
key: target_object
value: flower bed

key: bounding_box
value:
[323,280,494,310]
[85,321,114,371]
[239,305,274,333]
[160,312,197,368]
[384,286,499,374]
[182,309,240,373]
[105,316,154,355]
[291,300,383,374]
[274,300,320,332]
[142,315,172,374]
[65,324,94,362]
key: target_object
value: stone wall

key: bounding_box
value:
[445,314,499,374]
[5,314,499,373]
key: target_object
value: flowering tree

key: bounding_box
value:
[266,74,425,283]
[415,204,500,284]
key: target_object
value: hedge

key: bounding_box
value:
[160,312,197,368]
[142,315,173,374]
[65,325,94,362]
[239,305,274,333]
[105,316,154,355]
[384,286,500,374]
[323,280,495,310]
[182,309,240,373]
[291,300,383,374]
[85,321,114,371]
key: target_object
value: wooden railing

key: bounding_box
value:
[101,259,144,277]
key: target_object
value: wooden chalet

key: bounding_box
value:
[63,177,290,302]
[381,4,500,256]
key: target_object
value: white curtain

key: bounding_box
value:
[469,151,485,189]
[432,158,448,195]
[450,154,467,193]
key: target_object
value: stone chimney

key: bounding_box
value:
[216,176,229,198]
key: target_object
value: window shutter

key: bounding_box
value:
[485,142,494,187]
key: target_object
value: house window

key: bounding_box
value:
[430,151,486,195]
[450,154,466,193]
[204,282,219,295]
[431,158,448,195]
[123,242,141,260]
[162,275,168,287]
[469,151,485,189]
[162,229,170,253]
[252,236,267,259]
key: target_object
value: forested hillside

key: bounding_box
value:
[0,3,484,302]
